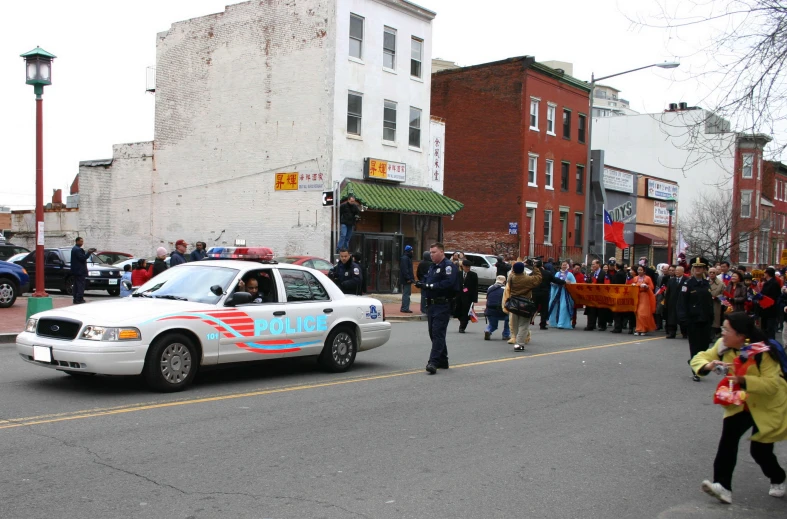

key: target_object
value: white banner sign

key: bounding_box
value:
[654,201,670,225]
[647,179,679,200]
[37,221,44,246]
[603,168,635,193]
[298,172,325,192]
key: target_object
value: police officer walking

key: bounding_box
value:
[329,248,363,295]
[678,256,714,381]
[416,242,459,374]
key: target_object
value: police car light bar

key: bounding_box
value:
[207,247,275,261]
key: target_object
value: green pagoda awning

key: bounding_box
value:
[341,181,463,216]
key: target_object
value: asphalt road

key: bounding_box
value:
[1,319,785,518]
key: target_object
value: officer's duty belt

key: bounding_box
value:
[426,297,453,305]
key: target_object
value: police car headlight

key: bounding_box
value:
[25,318,37,333]
[80,326,141,341]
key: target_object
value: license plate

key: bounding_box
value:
[33,346,52,363]
[109,279,118,285]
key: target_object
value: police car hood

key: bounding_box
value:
[31,298,215,325]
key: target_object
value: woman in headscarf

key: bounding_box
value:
[548,260,576,329]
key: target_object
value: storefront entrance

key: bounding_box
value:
[348,233,401,293]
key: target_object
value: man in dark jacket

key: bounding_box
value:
[584,259,607,331]
[337,196,361,252]
[416,251,432,315]
[455,259,479,333]
[758,267,782,339]
[190,241,207,261]
[609,262,630,333]
[678,257,714,381]
[532,260,554,330]
[329,248,362,294]
[399,245,414,313]
[495,256,511,278]
[170,239,189,266]
[664,265,688,338]
[71,236,95,304]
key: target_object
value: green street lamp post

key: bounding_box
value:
[21,47,56,314]
[666,196,677,263]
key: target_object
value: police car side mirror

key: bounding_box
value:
[226,292,253,307]
[210,284,224,296]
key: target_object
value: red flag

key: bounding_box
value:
[603,210,628,249]
[758,295,775,309]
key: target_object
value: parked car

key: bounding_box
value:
[0,243,30,262]
[0,260,30,308]
[95,251,133,265]
[113,257,170,271]
[275,255,334,275]
[7,252,29,264]
[444,251,502,290]
[18,248,123,296]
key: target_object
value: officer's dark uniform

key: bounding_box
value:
[532,265,553,330]
[330,259,362,295]
[584,267,607,331]
[421,255,458,373]
[678,257,714,377]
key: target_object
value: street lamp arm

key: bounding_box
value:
[593,62,680,83]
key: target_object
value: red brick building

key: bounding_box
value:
[431,56,590,260]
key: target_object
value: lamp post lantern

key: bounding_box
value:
[582,61,680,261]
[21,47,56,307]
[666,196,677,264]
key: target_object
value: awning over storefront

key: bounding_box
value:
[341,181,463,216]
[634,232,668,247]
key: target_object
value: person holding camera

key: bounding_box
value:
[503,261,542,351]
[337,196,361,252]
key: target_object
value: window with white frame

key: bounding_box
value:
[383,100,396,141]
[739,233,749,263]
[347,92,362,135]
[546,104,556,134]
[742,154,754,178]
[409,107,421,148]
[349,14,364,59]
[545,160,554,189]
[741,191,752,218]
[383,27,396,70]
[528,154,538,186]
[530,98,540,130]
[410,37,423,78]
[543,210,553,245]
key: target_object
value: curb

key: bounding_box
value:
[0,333,18,345]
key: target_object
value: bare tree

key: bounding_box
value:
[631,0,787,160]
[678,189,759,262]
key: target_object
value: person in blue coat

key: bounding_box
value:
[549,260,577,329]
[399,245,414,313]
[71,236,95,304]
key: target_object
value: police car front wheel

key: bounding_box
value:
[144,333,198,392]
[319,327,357,373]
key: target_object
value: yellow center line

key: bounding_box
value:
[0,337,658,430]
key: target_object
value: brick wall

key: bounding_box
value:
[444,231,518,258]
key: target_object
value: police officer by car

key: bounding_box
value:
[415,242,459,375]
[329,248,363,295]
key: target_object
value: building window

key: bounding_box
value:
[545,160,554,189]
[742,154,754,178]
[410,37,423,78]
[347,92,362,135]
[576,164,584,194]
[409,107,421,148]
[383,100,397,141]
[563,109,571,139]
[741,191,752,218]
[528,154,538,187]
[383,27,396,70]
[561,162,570,191]
[530,98,539,130]
[547,104,556,134]
[349,14,364,59]
[578,114,586,143]
[544,210,553,245]
[739,233,749,263]
[574,213,582,247]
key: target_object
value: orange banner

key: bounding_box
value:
[566,284,639,313]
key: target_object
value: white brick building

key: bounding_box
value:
[78,0,460,292]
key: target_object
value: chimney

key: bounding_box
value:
[678,102,688,110]
[667,103,678,111]
[52,189,62,204]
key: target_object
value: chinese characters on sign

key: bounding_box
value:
[274,172,325,192]
[433,137,441,181]
[646,179,679,200]
[363,158,406,182]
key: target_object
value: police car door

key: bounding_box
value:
[277,268,334,357]
[217,269,291,364]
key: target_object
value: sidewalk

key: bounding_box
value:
[1,297,75,342]
[373,292,487,322]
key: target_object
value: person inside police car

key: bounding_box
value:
[329,248,362,295]
[237,275,262,303]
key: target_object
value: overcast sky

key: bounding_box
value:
[0,0,721,210]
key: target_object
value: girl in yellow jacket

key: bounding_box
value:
[690,312,787,504]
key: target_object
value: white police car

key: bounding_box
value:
[16,247,391,392]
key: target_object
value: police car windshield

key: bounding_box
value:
[134,265,239,304]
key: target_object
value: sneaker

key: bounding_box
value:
[692,374,701,382]
[484,331,491,341]
[425,363,437,375]
[701,480,732,504]
[525,330,531,344]
[507,338,516,344]
[770,481,786,497]
[513,344,524,351]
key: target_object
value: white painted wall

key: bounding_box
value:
[331,0,434,187]
[12,209,80,250]
[592,109,736,213]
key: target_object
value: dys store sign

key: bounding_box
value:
[363,158,406,183]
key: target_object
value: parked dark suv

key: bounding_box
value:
[18,248,123,296]
[0,243,30,262]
